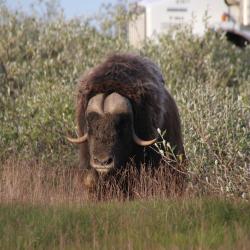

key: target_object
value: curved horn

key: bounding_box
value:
[132,130,157,146]
[86,93,105,115]
[67,133,88,144]
[67,94,105,145]
[104,92,131,114]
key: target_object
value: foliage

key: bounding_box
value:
[0,0,129,163]
[0,1,249,197]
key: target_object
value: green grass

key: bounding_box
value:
[1,199,250,249]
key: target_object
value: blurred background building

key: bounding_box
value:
[129,0,250,48]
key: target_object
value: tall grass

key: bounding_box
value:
[0,159,186,203]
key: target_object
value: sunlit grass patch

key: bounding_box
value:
[0,199,249,249]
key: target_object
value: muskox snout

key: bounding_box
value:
[91,155,114,174]
[93,156,114,166]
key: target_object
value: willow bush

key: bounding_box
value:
[0,1,249,197]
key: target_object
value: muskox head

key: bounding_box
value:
[68,92,156,174]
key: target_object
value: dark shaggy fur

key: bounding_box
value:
[75,53,185,170]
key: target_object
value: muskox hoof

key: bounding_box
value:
[82,168,99,192]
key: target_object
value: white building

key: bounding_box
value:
[129,0,250,47]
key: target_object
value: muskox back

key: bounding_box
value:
[71,53,185,171]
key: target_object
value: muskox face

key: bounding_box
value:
[87,112,133,173]
[68,92,156,175]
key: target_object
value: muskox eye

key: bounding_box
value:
[87,112,100,122]
[116,116,130,132]
[118,117,126,126]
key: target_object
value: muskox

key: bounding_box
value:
[68,53,185,188]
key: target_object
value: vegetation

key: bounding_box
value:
[0,199,250,249]
[0,1,250,248]
[1,0,249,198]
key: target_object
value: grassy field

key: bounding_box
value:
[1,199,250,249]
[1,161,249,249]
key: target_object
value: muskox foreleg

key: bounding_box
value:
[79,142,100,192]
[82,168,99,192]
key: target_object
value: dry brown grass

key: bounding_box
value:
[0,159,84,204]
[0,159,187,204]
[1,160,250,250]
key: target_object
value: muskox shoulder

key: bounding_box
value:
[78,53,165,102]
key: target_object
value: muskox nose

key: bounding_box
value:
[93,156,113,166]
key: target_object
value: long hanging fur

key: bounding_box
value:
[76,53,185,163]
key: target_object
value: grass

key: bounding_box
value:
[0,199,250,249]
[0,159,186,203]
[0,160,249,249]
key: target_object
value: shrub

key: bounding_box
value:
[0,1,249,197]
